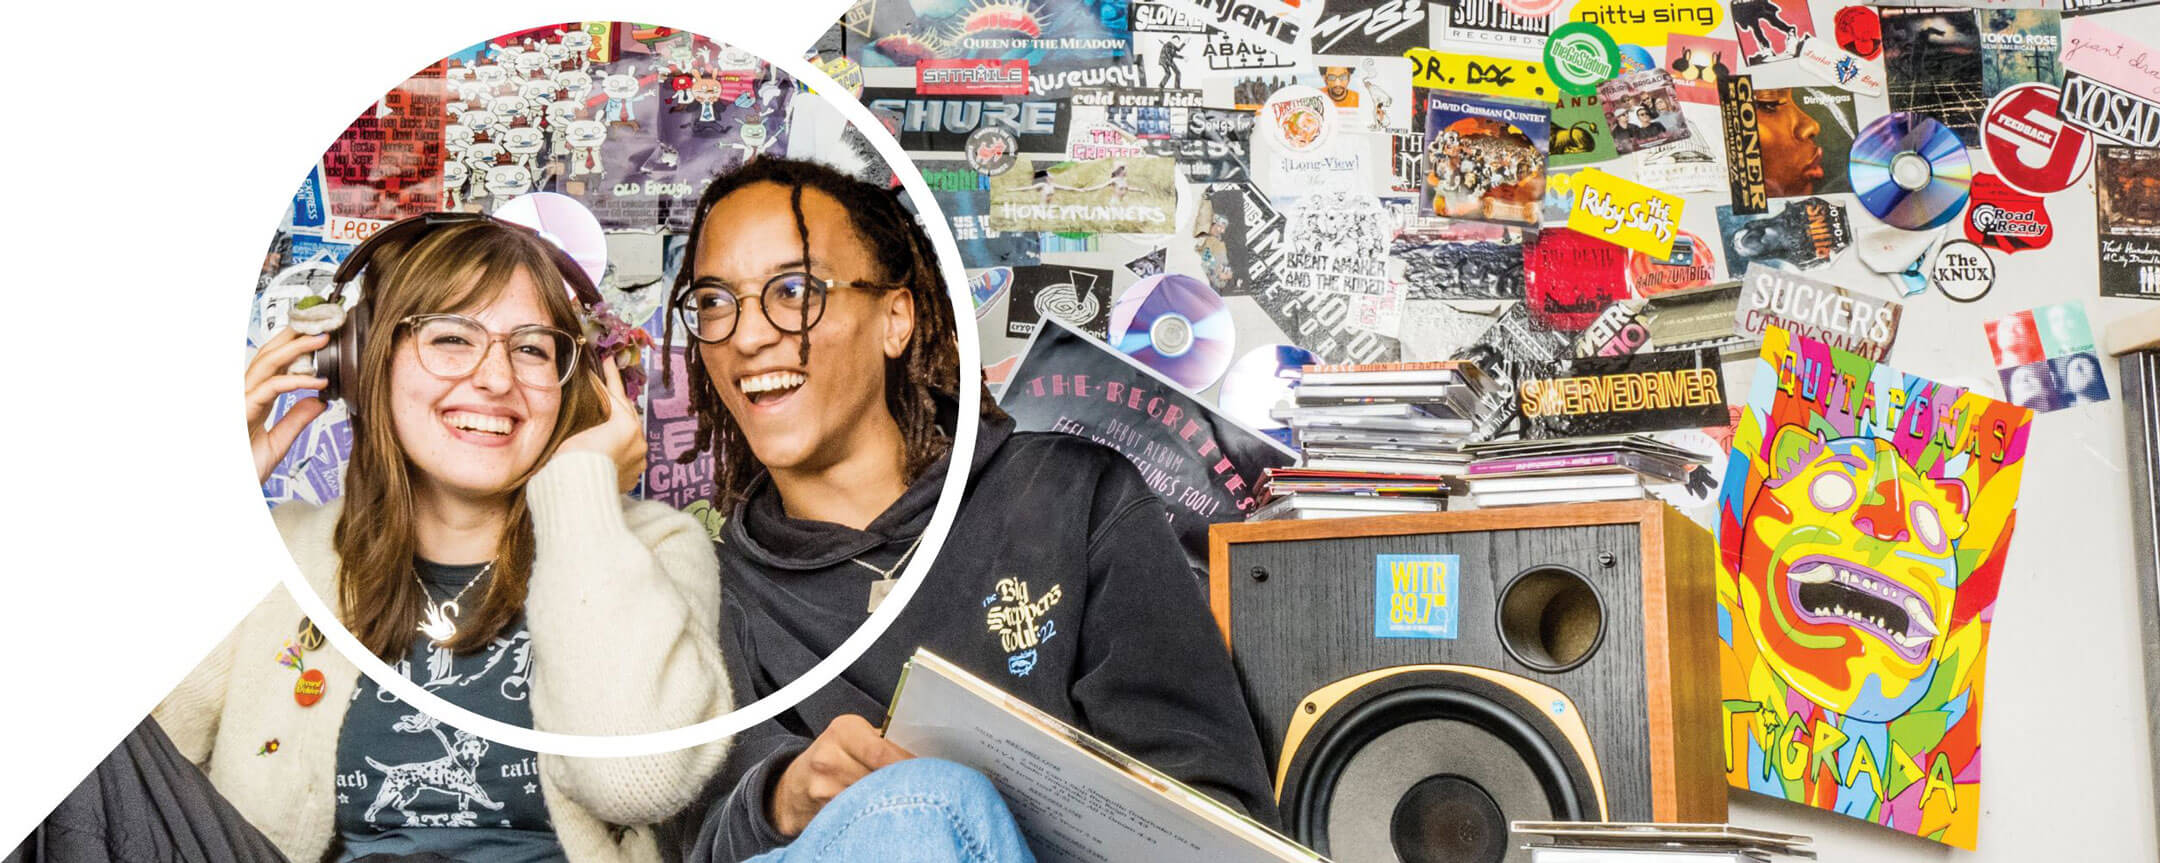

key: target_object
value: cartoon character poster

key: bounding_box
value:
[1716,325,2031,849]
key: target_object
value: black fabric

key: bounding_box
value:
[335,561,561,863]
[677,409,1279,863]
[7,717,288,863]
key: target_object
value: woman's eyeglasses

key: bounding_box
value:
[673,272,904,344]
[401,314,582,388]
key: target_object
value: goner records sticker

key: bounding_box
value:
[1930,239,1996,303]
[965,126,1019,177]
[1545,22,1621,96]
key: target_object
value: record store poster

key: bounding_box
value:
[999,319,1297,572]
[1717,326,2031,849]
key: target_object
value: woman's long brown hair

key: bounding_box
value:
[662,156,1005,509]
[333,220,609,660]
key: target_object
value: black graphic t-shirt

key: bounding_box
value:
[333,560,564,863]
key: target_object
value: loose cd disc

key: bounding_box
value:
[1108,273,1235,390]
[493,192,608,287]
[1219,344,1316,444]
[1850,112,1972,230]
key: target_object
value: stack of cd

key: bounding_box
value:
[1850,112,1972,231]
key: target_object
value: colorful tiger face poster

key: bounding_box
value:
[1716,325,2031,849]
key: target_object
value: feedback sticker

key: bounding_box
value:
[1984,83,2093,195]
[1568,167,1684,258]
[1375,554,1460,639]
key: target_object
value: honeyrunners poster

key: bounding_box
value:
[1716,325,2031,848]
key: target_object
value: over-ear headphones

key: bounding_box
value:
[296,211,607,416]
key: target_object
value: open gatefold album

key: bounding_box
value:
[883,648,1325,862]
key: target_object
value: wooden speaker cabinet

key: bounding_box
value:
[1209,501,1724,863]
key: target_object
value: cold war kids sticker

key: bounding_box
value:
[1735,263,1903,361]
[1718,325,2031,849]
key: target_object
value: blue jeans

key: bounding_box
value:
[745,758,1037,863]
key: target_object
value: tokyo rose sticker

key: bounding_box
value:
[1963,173,2054,254]
[1981,83,2092,196]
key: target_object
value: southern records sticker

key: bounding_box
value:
[1930,239,1997,302]
[1375,554,1460,639]
[1982,83,2092,195]
[1964,173,2054,253]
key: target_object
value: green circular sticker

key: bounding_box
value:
[1544,21,1621,95]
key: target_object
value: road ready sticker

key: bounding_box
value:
[1376,554,1461,639]
[1568,167,1685,258]
[1964,173,2054,253]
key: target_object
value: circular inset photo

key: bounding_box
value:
[226,21,979,796]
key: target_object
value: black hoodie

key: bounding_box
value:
[683,410,1279,861]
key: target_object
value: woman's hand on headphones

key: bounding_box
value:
[245,328,331,486]
[558,359,647,494]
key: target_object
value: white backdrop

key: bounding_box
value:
[4,1,2158,859]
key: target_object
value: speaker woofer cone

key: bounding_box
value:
[1280,670,1599,861]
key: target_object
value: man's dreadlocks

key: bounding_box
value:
[663,156,1005,508]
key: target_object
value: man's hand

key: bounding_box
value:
[768,714,914,837]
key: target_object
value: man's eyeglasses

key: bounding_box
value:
[401,313,582,388]
[673,272,904,344]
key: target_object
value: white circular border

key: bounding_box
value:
[275,37,979,758]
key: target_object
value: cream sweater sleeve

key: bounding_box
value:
[150,617,245,768]
[520,450,733,826]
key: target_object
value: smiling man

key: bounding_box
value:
[662,157,1276,862]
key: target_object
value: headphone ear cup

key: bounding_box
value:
[324,302,370,414]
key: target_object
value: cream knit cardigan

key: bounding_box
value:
[153,452,730,863]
